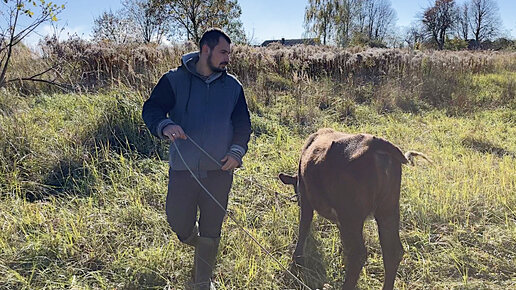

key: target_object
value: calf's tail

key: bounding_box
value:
[404,151,432,166]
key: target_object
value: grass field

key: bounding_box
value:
[1,47,515,289]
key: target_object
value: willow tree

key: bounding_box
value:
[304,0,396,47]
[305,0,335,45]
[333,0,355,46]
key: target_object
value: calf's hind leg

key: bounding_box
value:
[338,216,367,290]
[375,208,404,290]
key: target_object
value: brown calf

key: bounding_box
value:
[279,128,428,290]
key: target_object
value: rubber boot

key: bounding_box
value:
[182,223,199,247]
[181,223,199,286]
[193,237,220,290]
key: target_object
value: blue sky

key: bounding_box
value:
[243,0,516,42]
[23,0,516,45]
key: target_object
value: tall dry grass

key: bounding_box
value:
[8,40,516,111]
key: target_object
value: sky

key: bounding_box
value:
[20,0,516,46]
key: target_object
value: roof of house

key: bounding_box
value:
[261,38,318,46]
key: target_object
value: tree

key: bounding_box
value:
[0,0,65,88]
[304,0,396,47]
[333,0,355,46]
[305,0,335,45]
[404,22,425,49]
[163,0,246,44]
[456,2,469,40]
[352,0,367,37]
[422,0,456,50]
[122,0,170,44]
[346,0,396,46]
[92,10,137,44]
[469,0,501,42]
[365,0,396,43]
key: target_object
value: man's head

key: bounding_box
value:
[199,28,231,73]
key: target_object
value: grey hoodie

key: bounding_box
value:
[142,52,252,175]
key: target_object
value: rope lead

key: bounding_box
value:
[172,140,312,290]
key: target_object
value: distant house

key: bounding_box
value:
[261,38,318,47]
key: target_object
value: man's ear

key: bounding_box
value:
[201,44,210,55]
[278,173,297,185]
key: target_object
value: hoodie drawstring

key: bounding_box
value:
[185,73,193,113]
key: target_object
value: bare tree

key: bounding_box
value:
[422,0,457,50]
[469,0,501,42]
[368,0,396,43]
[350,0,396,45]
[456,2,470,40]
[163,0,246,44]
[0,0,65,88]
[404,22,425,49]
[92,10,137,44]
[122,0,170,44]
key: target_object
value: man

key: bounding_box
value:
[142,28,252,289]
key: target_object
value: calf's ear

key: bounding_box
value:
[278,173,297,185]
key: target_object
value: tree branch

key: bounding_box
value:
[6,77,72,92]
[0,2,19,87]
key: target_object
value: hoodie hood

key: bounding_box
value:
[148,52,250,174]
[181,51,224,84]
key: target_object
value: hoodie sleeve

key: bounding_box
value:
[227,87,252,164]
[142,74,176,139]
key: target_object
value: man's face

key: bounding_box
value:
[207,37,230,73]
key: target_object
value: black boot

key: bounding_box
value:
[182,223,199,247]
[193,237,220,290]
[181,223,199,286]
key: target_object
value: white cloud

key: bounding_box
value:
[41,24,90,40]
[22,24,90,49]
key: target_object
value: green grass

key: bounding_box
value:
[1,69,515,289]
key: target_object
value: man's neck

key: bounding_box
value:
[195,56,213,77]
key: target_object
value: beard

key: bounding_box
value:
[208,52,227,73]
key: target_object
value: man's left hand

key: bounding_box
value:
[221,155,239,171]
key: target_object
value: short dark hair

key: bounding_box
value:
[199,28,231,51]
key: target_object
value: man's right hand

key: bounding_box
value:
[162,124,187,142]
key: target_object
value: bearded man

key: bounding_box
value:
[142,28,252,289]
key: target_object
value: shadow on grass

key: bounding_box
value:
[29,97,167,202]
[462,136,516,158]
[25,158,95,202]
[89,96,168,160]
[283,234,330,290]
